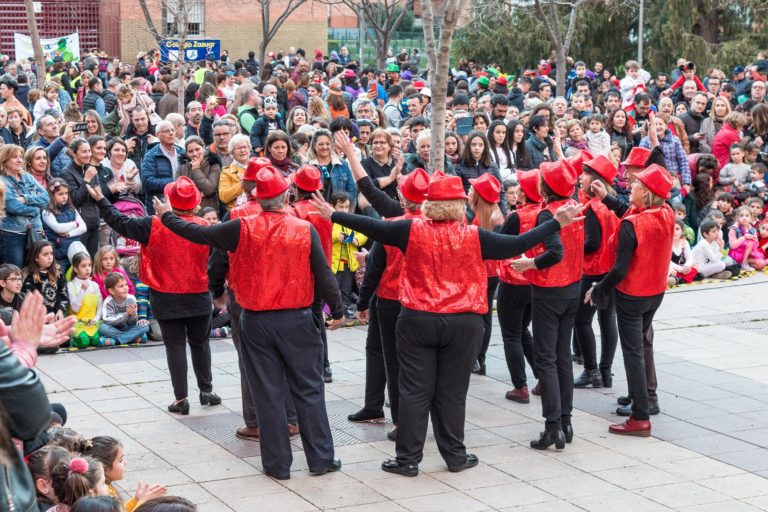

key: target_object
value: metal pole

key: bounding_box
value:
[358,6,364,64]
[638,0,644,67]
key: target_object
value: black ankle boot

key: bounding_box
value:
[168,399,190,415]
[574,369,602,388]
[200,391,221,406]
[562,424,574,443]
[530,429,566,450]
[600,368,613,388]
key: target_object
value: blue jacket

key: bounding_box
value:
[0,173,48,234]
[141,143,182,214]
[309,156,357,209]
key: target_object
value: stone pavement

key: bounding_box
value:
[36,274,768,511]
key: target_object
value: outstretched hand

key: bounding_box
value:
[39,312,77,349]
[152,195,173,218]
[9,293,46,349]
[554,202,586,227]
[309,191,334,220]
[333,131,353,157]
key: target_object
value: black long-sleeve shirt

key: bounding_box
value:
[330,212,561,262]
[592,220,639,307]
[583,207,601,255]
[97,198,212,320]
[356,175,404,218]
[357,242,387,311]
[160,212,344,319]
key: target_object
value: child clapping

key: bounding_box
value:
[99,273,149,345]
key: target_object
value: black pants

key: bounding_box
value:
[497,282,536,389]
[81,226,100,259]
[229,298,297,428]
[362,295,386,412]
[335,268,355,313]
[573,276,619,371]
[240,308,334,476]
[395,309,482,467]
[311,299,330,369]
[377,297,402,424]
[157,314,213,401]
[615,292,664,421]
[532,292,578,429]
[477,277,499,365]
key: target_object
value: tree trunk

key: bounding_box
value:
[176,2,188,116]
[138,0,163,44]
[555,46,567,97]
[24,0,46,88]
[260,1,270,67]
[376,36,389,71]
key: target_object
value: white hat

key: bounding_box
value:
[67,241,88,265]
[420,87,431,98]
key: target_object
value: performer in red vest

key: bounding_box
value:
[156,167,345,480]
[210,157,298,441]
[587,164,675,436]
[355,168,430,441]
[468,173,504,375]
[312,170,584,476]
[498,169,542,404]
[291,164,335,383]
[87,177,219,416]
[510,160,584,450]
[573,155,620,389]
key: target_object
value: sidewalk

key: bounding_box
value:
[36,274,768,511]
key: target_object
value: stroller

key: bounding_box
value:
[111,197,145,258]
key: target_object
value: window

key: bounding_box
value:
[164,0,205,36]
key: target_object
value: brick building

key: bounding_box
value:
[0,0,330,62]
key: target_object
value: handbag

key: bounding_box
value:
[25,224,43,253]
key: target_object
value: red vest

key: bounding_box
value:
[583,198,620,276]
[377,211,419,301]
[229,200,262,220]
[229,212,315,311]
[472,217,499,278]
[527,199,584,288]
[400,219,487,314]
[141,216,210,293]
[292,200,333,265]
[616,204,674,297]
[497,203,540,285]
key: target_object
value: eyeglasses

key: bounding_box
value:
[3,277,22,282]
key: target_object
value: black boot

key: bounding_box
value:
[600,368,613,388]
[562,420,574,444]
[530,429,566,450]
[574,369,602,388]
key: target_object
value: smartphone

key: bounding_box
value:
[73,122,88,132]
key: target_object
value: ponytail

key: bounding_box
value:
[50,456,103,506]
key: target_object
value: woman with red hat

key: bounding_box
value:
[156,166,345,480]
[573,155,620,390]
[311,169,584,476]
[497,170,542,404]
[468,172,504,375]
[587,164,675,437]
[509,160,584,450]
[87,176,220,415]
[354,167,430,440]
[291,163,335,383]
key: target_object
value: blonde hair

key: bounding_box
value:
[0,145,24,176]
[93,245,121,276]
[0,181,5,218]
[469,190,497,229]
[422,199,466,221]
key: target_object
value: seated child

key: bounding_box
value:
[83,436,166,512]
[719,144,751,190]
[27,445,71,511]
[67,252,103,348]
[99,273,150,345]
[759,220,768,256]
[0,263,24,325]
[744,197,765,226]
[48,455,109,511]
[738,163,766,202]
[692,219,740,279]
[92,246,135,299]
[728,206,767,271]
[669,219,698,285]
[673,203,695,244]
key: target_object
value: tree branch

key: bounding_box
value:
[138,0,163,43]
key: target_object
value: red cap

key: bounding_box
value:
[243,157,272,182]
[164,176,201,211]
[412,80,426,90]
[254,166,291,199]
[497,76,508,87]
[426,174,467,201]
[397,168,430,203]
[634,164,673,199]
[584,155,618,183]
[516,169,542,203]
[343,69,356,79]
[540,160,577,198]
[622,147,652,168]
[469,173,501,204]
[292,165,323,192]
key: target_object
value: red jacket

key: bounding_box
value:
[712,123,741,168]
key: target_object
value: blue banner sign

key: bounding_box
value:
[159,39,220,62]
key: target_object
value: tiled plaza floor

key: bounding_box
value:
[36,274,768,511]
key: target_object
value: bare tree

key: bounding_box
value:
[339,0,411,69]
[138,0,164,44]
[258,0,309,66]
[420,0,470,172]
[533,0,588,97]
[24,0,46,88]
[164,0,190,114]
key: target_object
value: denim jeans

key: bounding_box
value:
[99,323,150,344]
[0,231,27,267]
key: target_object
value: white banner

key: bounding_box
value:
[13,32,80,63]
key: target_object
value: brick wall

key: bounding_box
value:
[119,0,329,62]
